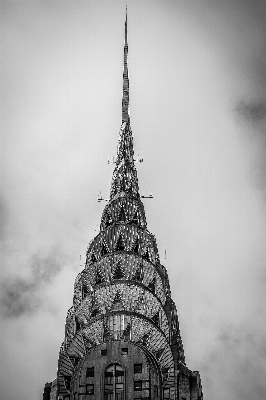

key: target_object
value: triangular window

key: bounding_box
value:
[101,243,108,256]
[95,269,103,285]
[132,265,142,282]
[121,176,125,191]
[132,211,138,225]
[133,238,139,253]
[113,262,124,280]
[90,253,96,263]
[143,247,150,261]
[151,311,160,326]
[105,212,113,227]
[82,284,88,300]
[119,207,126,222]
[75,317,81,332]
[148,277,156,294]
[116,235,124,251]
[105,219,111,227]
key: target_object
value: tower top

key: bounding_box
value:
[109,8,140,200]
[122,6,129,124]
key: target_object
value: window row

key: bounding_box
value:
[134,380,149,391]
[64,383,161,398]
[82,270,156,292]
[64,364,166,398]
[101,348,130,357]
[64,384,163,399]
[86,363,143,375]
[88,237,154,262]
[81,381,150,396]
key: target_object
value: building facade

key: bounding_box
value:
[43,10,203,400]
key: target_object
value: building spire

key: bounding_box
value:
[122,6,129,124]
[109,7,140,200]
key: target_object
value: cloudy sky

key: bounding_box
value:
[1,1,266,399]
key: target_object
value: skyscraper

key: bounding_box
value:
[44,9,203,400]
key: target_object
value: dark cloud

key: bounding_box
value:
[0,246,63,318]
[235,100,266,123]
[0,278,41,317]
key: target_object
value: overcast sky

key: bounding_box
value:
[1,1,266,399]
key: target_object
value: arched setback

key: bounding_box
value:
[71,341,161,400]
[81,313,174,374]
[71,283,169,339]
[75,254,167,305]
[86,224,160,266]
[65,285,167,341]
[100,194,147,230]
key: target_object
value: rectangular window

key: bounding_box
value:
[86,384,94,395]
[101,349,107,356]
[105,384,113,394]
[82,285,88,299]
[163,388,170,399]
[64,397,70,400]
[86,367,94,377]
[116,383,124,393]
[134,381,142,391]
[121,347,128,355]
[64,376,71,390]
[115,369,124,377]
[134,364,142,374]
[142,380,150,389]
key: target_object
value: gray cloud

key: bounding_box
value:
[219,326,266,397]
[235,100,266,123]
[0,246,63,318]
[200,324,266,399]
[234,99,266,196]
